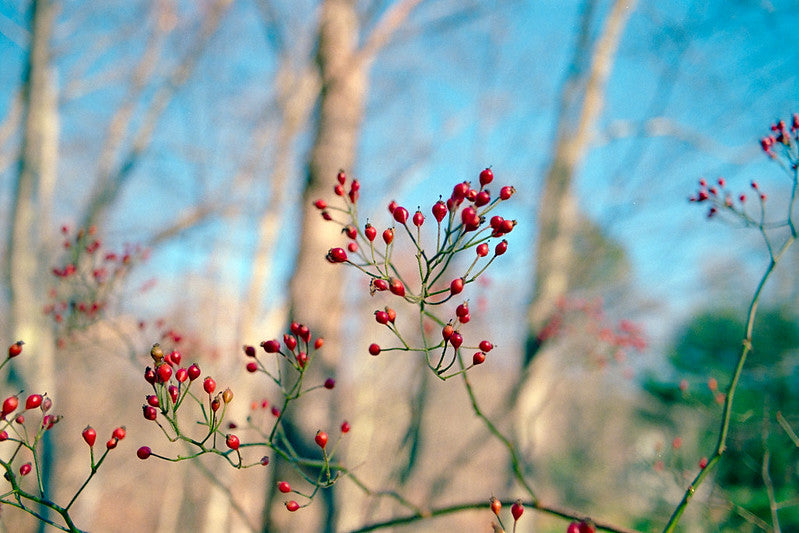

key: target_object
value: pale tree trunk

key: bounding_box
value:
[263,1,366,530]
[5,0,59,530]
[508,0,637,506]
[524,0,637,369]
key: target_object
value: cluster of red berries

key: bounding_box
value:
[81,425,126,450]
[244,322,324,375]
[760,114,799,157]
[688,176,765,220]
[45,225,149,340]
[566,520,596,533]
[317,169,513,377]
[489,497,524,531]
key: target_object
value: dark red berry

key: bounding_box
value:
[389,278,405,297]
[226,434,240,450]
[168,385,179,404]
[578,521,596,533]
[472,351,485,365]
[474,190,490,207]
[144,366,156,384]
[137,446,151,459]
[336,170,346,185]
[456,302,469,318]
[450,278,464,295]
[156,363,172,383]
[246,361,258,373]
[368,343,381,356]
[372,279,388,292]
[499,185,515,200]
[106,437,118,450]
[495,240,508,255]
[146,395,159,407]
[479,340,493,352]
[382,228,394,245]
[511,500,523,521]
[452,182,469,200]
[341,420,350,433]
[326,247,348,263]
[375,310,389,324]
[261,340,280,353]
[285,500,300,512]
[450,332,463,349]
[19,463,31,476]
[479,168,493,186]
[393,206,409,224]
[176,367,188,382]
[143,405,158,421]
[343,225,357,239]
[432,200,447,222]
[243,345,256,357]
[324,378,335,389]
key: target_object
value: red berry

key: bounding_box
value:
[143,405,158,421]
[490,497,501,515]
[25,394,42,410]
[168,385,179,404]
[19,463,31,476]
[387,200,398,214]
[211,398,221,412]
[334,184,344,196]
[278,481,291,493]
[578,521,596,533]
[246,361,258,373]
[2,396,18,416]
[412,210,425,227]
[450,277,464,295]
[144,366,156,384]
[364,223,377,241]
[0,430,7,441]
[341,420,350,433]
[261,340,280,353]
[326,247,348,263]
[176,367,188,382]
[500,185,515,200]
[456,302,469,318]
[495,240,508,255]
[314,338,324,349]
[137,446,151,459]
[146,395,160,407]
[375,310,389,324]
[699,457,708,469]
[296,351,307,368]
[461,206,478,227]
[260,456,270,465]
[472,352,485,365]
[156,363,172,383]
[106,437,118,450]
[389,278,405,297]
[499,219,515,234]
[452,182,469,200]
[113,427,126,440]
[347,242,358,253]
[226,434,240,450]
[7,341,23,358]
[243,345,256,357]
[82,426,97,447]
[372,278,389,292]
[385,307,396,323]
[567,523,580,533]
[432,200,447,222]
[368,343,381,356]
[476,243,489,257]
[203,377,216,394]
[450,332,463,349]
[382,228,394,245]
[393,206,409,224]
[336,170,346,185]
[511,500,523,521]
[285,500,300,512]
[15,414,24,424]
[479,340,494,352]
[315,430,328,449]
[324,378,336,389]
[169,350,182,365]
[479,168,493,186]
[474,190,491,207]
[313,199,327,210]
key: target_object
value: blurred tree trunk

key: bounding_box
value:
[4,1,59,530]
[523,0,636,370]
[263,2,365,530]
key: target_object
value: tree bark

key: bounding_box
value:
[5,1,59,530]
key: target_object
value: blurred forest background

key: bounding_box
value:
[1,0,798,531]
